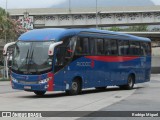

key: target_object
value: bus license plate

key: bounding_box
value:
[24,86,31,90]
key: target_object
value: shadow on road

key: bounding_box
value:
[17,86,144,99]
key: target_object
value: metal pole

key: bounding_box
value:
[69,0,71,13]
[5,0,7,43]
[5,0,8,79]
[3,57,5,79]
[96,0,98,29]
[5,56,8,79]
[6,0,8,12]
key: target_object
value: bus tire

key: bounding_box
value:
[66,79,81,95]
[34,91,46,96]
[119,75,135,90]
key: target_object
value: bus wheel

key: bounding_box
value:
[95,87,107,90]
[66,80,81,95]
[34,91,46,96]
[119,75,134,90]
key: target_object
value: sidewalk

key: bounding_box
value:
[0,80,10,86]
[151,74,160,81]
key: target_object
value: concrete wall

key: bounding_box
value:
[152,47,160,56]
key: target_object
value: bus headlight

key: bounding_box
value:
[39,77,51,84]
[11,76,18,83]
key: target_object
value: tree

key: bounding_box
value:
[0,7,27,65]
[108,26,121,31]
[0,7,26,42]
[102,25,148,32]
[0,7,7,35]
[126,25,147,32]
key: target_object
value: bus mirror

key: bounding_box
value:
[48,41,63,56]
[3,42,16,56]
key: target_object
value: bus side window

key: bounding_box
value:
[82,38,89,55]
[66,37,76,57]
[141,42,151,56]
[75,37,89,55]
[55,46,65,66]
[118,40,129,56]
[104,39,110,55]
[130,41,141,56]
[104,39,117,55]
[110,39,118,55]
[89,38,96,55]
[141,42,146,56]
[96,39,104,55]
[147,42,151,55]
[75,38,82,54]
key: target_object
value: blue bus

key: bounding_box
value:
[3,28,151,95]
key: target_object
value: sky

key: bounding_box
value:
[152,0,160,4]
[0,0,160,9]
[0,0,66,9]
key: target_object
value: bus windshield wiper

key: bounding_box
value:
[28,50,39,74]
[26,49,29,64]
[17,49,30,71]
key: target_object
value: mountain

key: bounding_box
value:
[51,0,155,8]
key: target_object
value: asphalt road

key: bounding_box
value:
[0,74,160,120]
[79,74,160,120]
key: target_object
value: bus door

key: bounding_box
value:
[54,37,76,90]
[74,37,91,88]
[53,46,65,90]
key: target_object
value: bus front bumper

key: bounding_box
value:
[11,81,49,91]
[11,72,54,91]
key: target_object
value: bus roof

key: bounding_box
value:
[18,28,151,42]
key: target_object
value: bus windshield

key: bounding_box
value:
[12,41,53,74]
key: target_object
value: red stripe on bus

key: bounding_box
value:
[85,56,139,62]
[47,72,54,91]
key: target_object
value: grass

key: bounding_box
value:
[0,78,10,81]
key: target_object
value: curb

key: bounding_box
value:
[0,78,10,81]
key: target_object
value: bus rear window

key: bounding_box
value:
[141,42,151,56]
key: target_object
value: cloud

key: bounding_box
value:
[0,0,66,9]
[151,0,160,5]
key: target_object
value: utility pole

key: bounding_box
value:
[5,0,7,44]
[96,0,98,29]
[4,0,8,79]
[69,0,71,13]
